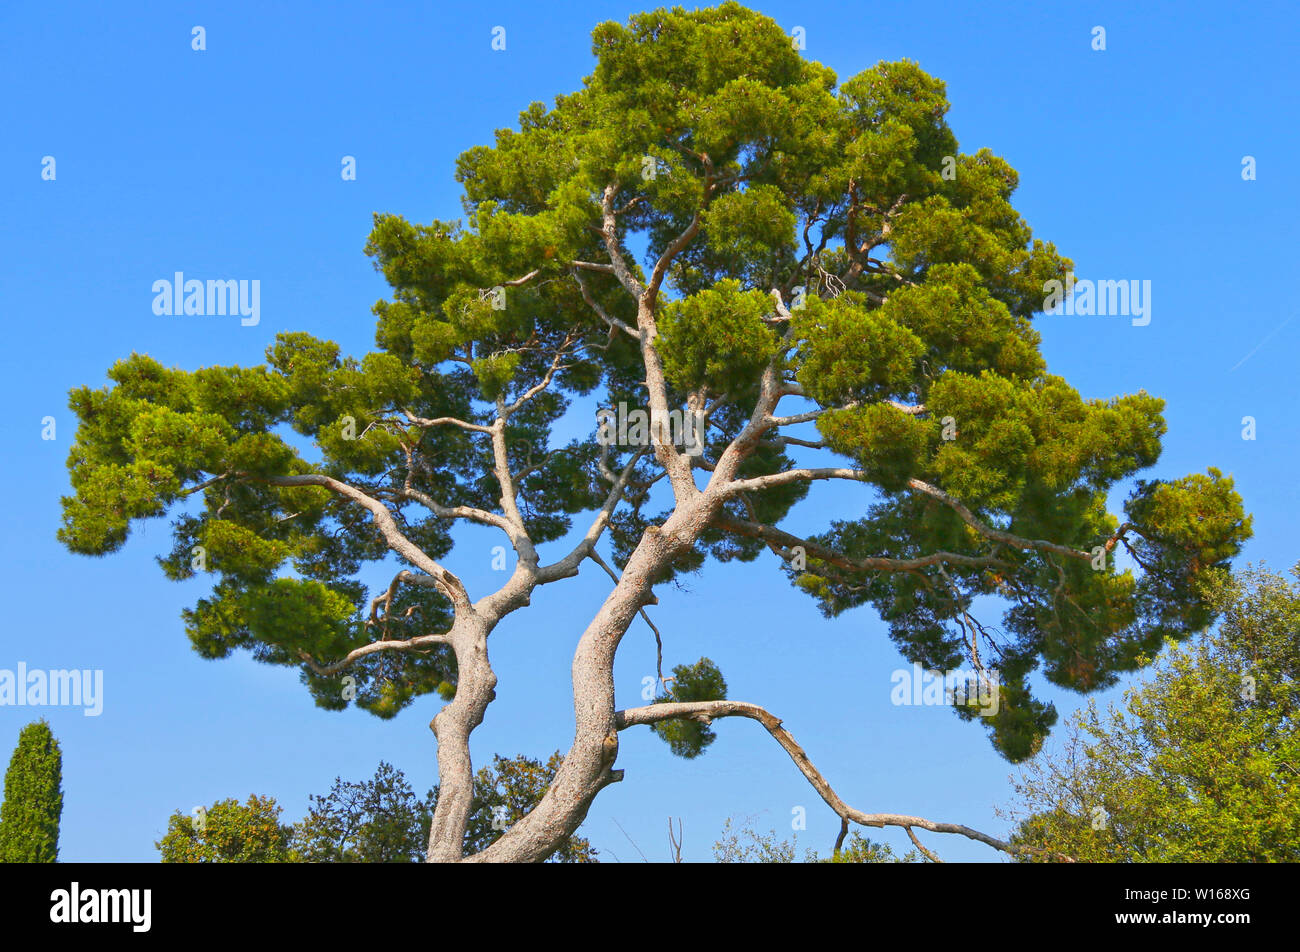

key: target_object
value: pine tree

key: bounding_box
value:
[59,2,1251,861]
[0,720,64,863]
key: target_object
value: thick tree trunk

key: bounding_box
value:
[426,615,497,861]
[466,502,714,862]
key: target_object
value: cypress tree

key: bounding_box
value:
[0,720,63,863]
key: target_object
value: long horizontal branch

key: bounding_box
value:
[402,410,492,434]
[572,260,616,275]
[767,407,835,427]
[712,513,1007,573]
[766,395,920,427]
[722,464,1129,567]
[384,487,513,535]
[297,631,450,677]
[724,466,867,496]
[615,699,1034,859]
[906,478,1101,564]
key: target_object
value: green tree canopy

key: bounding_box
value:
[62,2,1251,860]
[1006,564,1300,862]
[157,794,293,863]
[0,720,63,863]
[290,761,429,863]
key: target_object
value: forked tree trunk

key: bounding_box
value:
[456,503,714,862]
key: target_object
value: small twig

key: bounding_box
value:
[668,818,684,863]
[611,817,649,863]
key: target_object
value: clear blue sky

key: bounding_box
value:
[1,0,1295,862]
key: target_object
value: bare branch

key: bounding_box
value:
[711,512,1009,573]
[667,818,683,863]
[402,410,492,435]
[707,358,792,486]
[385,487,514,535]
[645,211,701,304]
[264,473,472,610]
[504,331,578,416]
[489,409,528,532]
[573,269,638,339]
[572,260,616,275]
[763,434,827,450]
[588,549,664,686]
[615,699,1025,858]
[537,448,649,583]
[498,268,541,288]
[905,826,944,863]
[886,401,927,415]
[724,466,867,496]
[907,478,1099,564]
[297,630,450,677]
[180,473,231,498]
[833,818,850,856]
[767,406,841,427]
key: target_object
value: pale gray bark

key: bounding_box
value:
[265,179,1046,863]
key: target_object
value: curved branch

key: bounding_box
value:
[598,184,645,299]
[615,699,1031,859]
[587,549,664,685]
[504,332,578,416]
[906,478,1101,564]
[384,487,513,535]
[536,447,648,584]
[711,513,1008,573]
[645,211,701,303]
[498,268,542,288]
[573,269,638,339]
[904,826,944,863]
[297,631,450,677]
[264,473,472,610]
[402,410,492,434]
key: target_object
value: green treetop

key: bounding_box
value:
[157,794,292,863]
